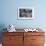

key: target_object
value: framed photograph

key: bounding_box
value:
[17,7,34,19]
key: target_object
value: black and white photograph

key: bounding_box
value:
[18,7,34,19]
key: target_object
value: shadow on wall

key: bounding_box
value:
[0,24,7,43]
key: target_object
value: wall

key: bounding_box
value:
[0,0,46,30]
[0,0,46,43]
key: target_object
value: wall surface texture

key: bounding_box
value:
[0,0,46,30]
